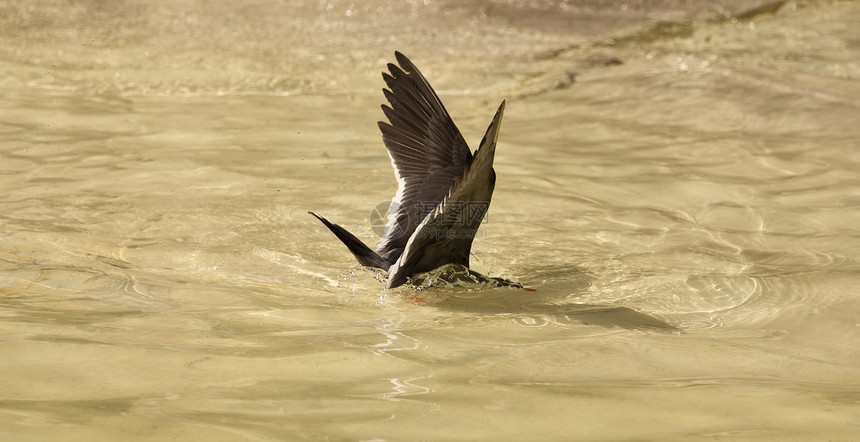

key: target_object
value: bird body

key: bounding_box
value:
[310,52,505,289]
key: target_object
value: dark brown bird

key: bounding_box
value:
[310,52,505,289]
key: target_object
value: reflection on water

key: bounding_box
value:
[2,0,860,440]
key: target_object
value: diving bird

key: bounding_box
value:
[309,51,505,289]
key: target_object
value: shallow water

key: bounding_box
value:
[2,0,860,440]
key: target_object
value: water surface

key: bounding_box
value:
[2,0,859,440]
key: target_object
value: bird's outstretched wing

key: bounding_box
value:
[375,51,473,266]
[308,212,387,269]
[386,101,505,288]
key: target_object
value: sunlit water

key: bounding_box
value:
[2,0,859,440]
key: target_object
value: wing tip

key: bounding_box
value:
[377,120,392,131]
[309,211,330,225]
[394,51,411,71]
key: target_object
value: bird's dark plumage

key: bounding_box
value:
[310,52,505,288]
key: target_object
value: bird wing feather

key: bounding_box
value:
[375,52,473,266]
[386,100,505,288]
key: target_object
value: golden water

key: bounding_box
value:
[2,1,859,440]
